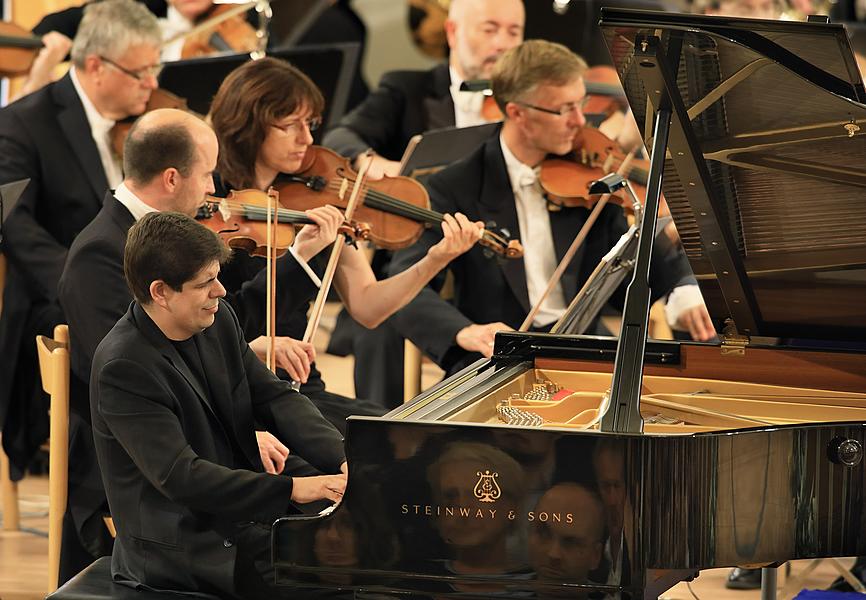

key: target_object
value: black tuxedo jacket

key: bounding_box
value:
[323,63,453,161]
[91,300,345,593]
[388,134,695,372]
[0,73,107,469]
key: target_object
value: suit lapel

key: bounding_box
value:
[549,207,590,301]
[53,74,109,202]
[197,308,260,468]
[423,63,456,131]
[132,303,217,417]
[477,139,530,312]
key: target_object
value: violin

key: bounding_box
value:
[581,66,629,125]
[539,126,651,214]
[276,146,524,258]
[197,189,370,257]
[110,88,192,160]
[0,21,44,77]
[179,3,260,60]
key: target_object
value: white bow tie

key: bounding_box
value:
[517,166,539,189]
[454,90,484,116]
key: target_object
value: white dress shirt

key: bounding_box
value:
[114,182,158,221]
[70,67,123,189]
[449,66,494,129]
[499,134,568,328]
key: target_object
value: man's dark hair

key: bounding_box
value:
[123,121,197,185]
[124,212,230,304]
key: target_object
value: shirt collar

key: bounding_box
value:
[114,181,159,221]
[499,133,539,192]
[69,67,116,134]
[448,65,464,95]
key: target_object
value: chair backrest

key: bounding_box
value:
[36,324,70,592]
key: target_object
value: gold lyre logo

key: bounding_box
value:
[473,470,501,503]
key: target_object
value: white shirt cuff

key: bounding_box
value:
[664,284,705,329]
[289,246,322,288]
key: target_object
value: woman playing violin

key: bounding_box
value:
[209,57,484,420]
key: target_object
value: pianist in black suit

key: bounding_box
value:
[91,211,348,596]
[389,40,715,375]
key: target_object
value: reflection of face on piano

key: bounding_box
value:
[528,484,604,589]
[426,442,525,567]
[593,444,626,536]
[313,508,358,568]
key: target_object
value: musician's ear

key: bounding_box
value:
[444,18,458,50]
[162,167,181,192]
[504,101,523,122]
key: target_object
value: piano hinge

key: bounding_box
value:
[720,319,749,356]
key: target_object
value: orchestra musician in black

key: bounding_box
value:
[388,40,714,376]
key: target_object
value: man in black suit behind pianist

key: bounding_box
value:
[91,211,348,597]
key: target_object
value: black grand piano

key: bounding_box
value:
[273,10,866,599]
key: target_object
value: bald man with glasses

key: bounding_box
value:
[389,40,713,376]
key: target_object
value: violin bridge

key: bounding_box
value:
[338,177,349,201]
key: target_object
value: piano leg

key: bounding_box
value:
[761,567,777,599]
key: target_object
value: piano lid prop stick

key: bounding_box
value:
[519,152,636,332]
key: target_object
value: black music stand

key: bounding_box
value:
[398,123,500,178]
[0,178,30,246]
[157,42,361,136]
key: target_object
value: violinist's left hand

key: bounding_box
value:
[427,212,484,264]
[255,430,290,474]
[292,204,344,261]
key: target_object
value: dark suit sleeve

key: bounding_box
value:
[388,174,474,367]
[94,357,297,524]
[225,251,318,342]
[322,71,409,161]
[649,232,697,301]
[0,109,67,302]
[59,238,130,383]
[238,327,347,474]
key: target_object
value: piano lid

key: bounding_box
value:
[599,9,866,342]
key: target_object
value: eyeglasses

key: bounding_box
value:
[514,98,588,116]
[99,55,162,82]
[271,117,322,135]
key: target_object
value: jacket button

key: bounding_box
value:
[223,539,233,548]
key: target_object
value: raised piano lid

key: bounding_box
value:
[600,8,866,342]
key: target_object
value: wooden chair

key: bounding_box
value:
[0,250,20,533]
[403,340,424,403]
[36,324,70,592]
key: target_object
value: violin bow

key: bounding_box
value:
[518,151,636,332]
[264,186,279,372]
[291,151,373,389]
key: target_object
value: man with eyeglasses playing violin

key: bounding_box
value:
[0,0,162,585]
[389,40,716,377]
